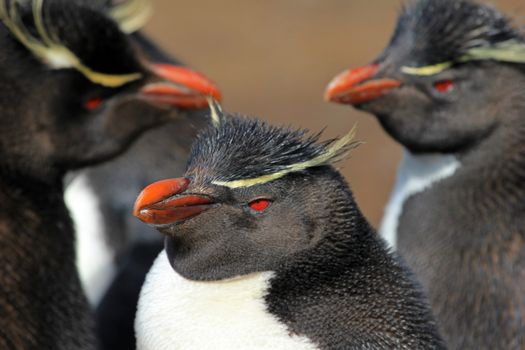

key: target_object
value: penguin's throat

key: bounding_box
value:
[380,150,461,249]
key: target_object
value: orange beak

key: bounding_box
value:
[140,64,222,109]
[324,64,401,105]
[133,178,216,226]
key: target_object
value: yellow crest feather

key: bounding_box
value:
[401,40,525,77]
[401,62,453,76]
[207,97,223,127]
[459,40,525,64]
[109,0,152,34]
[212,125,360,189]
[0,0,142,87]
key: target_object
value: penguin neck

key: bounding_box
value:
[287,178,382,269]
[136,252,320,350]
[455,116,525,208]
[381,110,525,248]
[264,182,446,349]
[380,151,461,249]
[0,171,94,348]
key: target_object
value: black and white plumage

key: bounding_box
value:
[133,111,445,349]
[64,29,217,350]
[326,0,525,348]
[0,0,217,348]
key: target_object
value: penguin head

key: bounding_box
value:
[134,102,359,281]
[0,0,221,177]
[325,0,525,154]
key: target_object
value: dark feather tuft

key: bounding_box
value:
[386,0,524,66]
[187,114,346,183]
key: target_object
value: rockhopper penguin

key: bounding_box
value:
[66,1,221,305]
[132,101,445,349]
[62,3,221,349]
[325,0,525,348]
[0,0,218,348]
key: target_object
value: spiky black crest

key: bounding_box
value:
[386,0,524,67]
[187,114,356,186]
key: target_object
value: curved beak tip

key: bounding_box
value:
[324,84,338,102]
[133,177,216,226]
[133,178,190,219]
[324,64,401,105]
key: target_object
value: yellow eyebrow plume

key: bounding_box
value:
[109,0,153,34]
[401,62,453,76]
[0,0,142,88]
[401,40,525,77]
[207,97,223,127]
[212,125,360,189]
[461,40,525,64]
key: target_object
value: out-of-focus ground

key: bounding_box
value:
[145,0,523,227]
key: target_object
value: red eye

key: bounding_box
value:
[433,80,454,93]
[85,97,103,110]
[248,199,271,211]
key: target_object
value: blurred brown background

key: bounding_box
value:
[144,0,523,227]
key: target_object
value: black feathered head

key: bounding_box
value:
[389,0,525,76]
[186,100,359,188]
[0,0,221,178]
[326,0,525,154]
[0,0,151,87]
[133,101,360,280]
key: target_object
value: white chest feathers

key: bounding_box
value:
[379,151,460,250]
[135,251,319,350]
[65,173,116,306]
